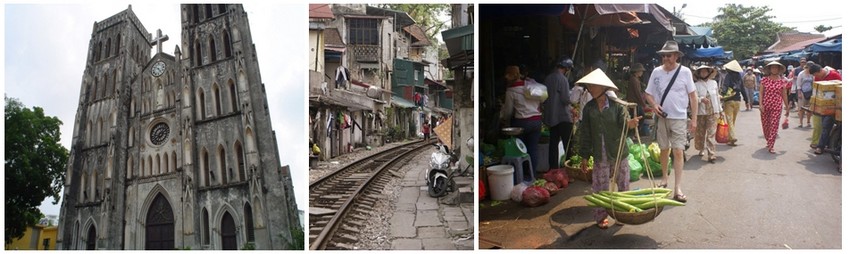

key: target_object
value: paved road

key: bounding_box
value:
[479,105,842,249]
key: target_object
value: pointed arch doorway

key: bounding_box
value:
[221,212,237,250]
[86,225,96,250]
[145,194,175,250]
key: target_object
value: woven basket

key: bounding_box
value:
[605,206,664,225]
[565,165,592,182]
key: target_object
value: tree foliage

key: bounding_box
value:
[373,4,450,46]
[5,96,68,243]
[814,25,834,33]
[704,4,792,60]
[284,226,304,250]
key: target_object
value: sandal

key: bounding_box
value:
[657,183,668,189]
[814,148,823,155]
[708,156,716,163]
[769,148,777,154]
[673,193,688,203]
[597,218,611,229]
[810,144,818,149]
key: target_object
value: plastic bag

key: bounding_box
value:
[647,158,672,177]
[648,142,661,162]
[511,182,529,202]
[479,180,486,200]
[522,186,551,207]
[716,117,729,144]
[523,79,549,102]
[544,182,560,196]
[542,168,568,188]
[628,154,643,181]
[629,143,642,158]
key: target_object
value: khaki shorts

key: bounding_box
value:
[657,118,688,150]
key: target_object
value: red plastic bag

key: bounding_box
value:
[522,186,550,207]
[716,117,729,144]
[544,168,571,188]
[479,180,486,200]
[543,168,569,188]
[543,182,560,196]
[782,117,789,129]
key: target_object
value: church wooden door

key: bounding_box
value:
[221,212,237,250]
[145,194,175,250]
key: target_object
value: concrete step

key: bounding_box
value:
[439,185,474,205]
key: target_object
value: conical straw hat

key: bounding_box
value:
[765,61,786,72]
[723,60,743,73]
[576,68,618,92]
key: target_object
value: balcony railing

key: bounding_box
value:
[351,45,380,63]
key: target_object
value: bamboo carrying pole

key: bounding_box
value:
[607,102,664,222]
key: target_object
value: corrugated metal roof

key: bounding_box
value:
[391,95,417,108]
[309,4,334,19]
[765,32,825,53]
[403,25,431,47]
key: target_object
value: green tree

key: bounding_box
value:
[285,226,304,250]
[438,43,454,79]
[373,4,450,46]
[814,25,834,33]
[5,96,68,243]
[703,4,792,60]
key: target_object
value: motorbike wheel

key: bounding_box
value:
[447,178,456,192]
[829,126,841,164]
[428,177,448,198]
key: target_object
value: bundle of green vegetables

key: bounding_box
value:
[583,188,684,212]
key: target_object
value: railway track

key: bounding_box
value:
[308,140,435,250]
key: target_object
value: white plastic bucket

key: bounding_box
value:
[487,165,515,201]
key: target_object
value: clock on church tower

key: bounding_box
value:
[151,61,166,77]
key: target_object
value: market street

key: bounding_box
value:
[479,105,842,249]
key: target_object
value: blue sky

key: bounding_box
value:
[4,3,308,217]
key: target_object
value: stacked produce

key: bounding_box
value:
[628,142,671,177]
[563,154,594,182]
[564,154,594,169]
[583,188,684,212]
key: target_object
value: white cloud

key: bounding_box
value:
[5,3,307,216]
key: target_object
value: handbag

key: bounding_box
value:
[715,116,729,144]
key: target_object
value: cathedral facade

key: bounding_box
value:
[57,4,300,250]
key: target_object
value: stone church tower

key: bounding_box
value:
[57,4,301,250]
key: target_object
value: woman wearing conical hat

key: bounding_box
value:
[576,68,642,229]
[720,60,744,146]
[692,65,722,163]
[759,61,791,154]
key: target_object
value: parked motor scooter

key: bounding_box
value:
[827,120,841,167]
[426,143,453,197]
[426,138,473,198]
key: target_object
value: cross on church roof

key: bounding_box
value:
[150,29,169,54]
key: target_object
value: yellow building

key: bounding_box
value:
[5,224,58,250]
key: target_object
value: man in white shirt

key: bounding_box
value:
[643,40,698,203]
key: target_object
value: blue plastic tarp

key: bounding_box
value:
[685,47,731,60]
[808,38,842,53]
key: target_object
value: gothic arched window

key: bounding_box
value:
[223,31,232,58]
[213,84,222,116]
[209,37,217,62]
[228,80,237,113]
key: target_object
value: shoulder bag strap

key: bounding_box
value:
[659,65,682,107]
